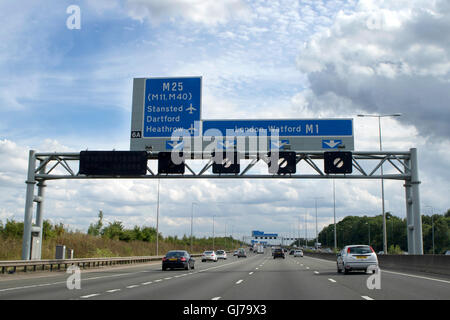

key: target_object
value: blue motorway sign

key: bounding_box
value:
[202,119,353,137]
[143,77,201,138]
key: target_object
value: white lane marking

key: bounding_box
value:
[141,282,152,285]
[304,255,450,285]
[382,270,450,284]
[126,285,139,289]
[236,280,244,285]
[362,296,374,300]
[328,279,336,283]
[314,271,320,274]
[0,253,258,294]
[255,268,259,270]
[80,293,100,299]
[106,289,121,293]
[300,264,304,266]
[249,272,254,275]
[154,279,162,282]
[306,267,310,270]
[211,297,221,300]
[164,277,172,280]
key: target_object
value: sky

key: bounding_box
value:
[0,0,449,243]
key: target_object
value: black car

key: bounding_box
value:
[273,248,285,259]
[289,249,295,255]
[162,250,195,271]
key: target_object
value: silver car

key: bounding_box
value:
[337,245,378,274]
[202,251,218,262]
[216,250,227,260]
[294,250,303,257]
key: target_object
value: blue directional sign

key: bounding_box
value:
[322,139,343,149]
[202,119,353,137]
[143,77,201,138]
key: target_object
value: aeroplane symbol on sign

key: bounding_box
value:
[322,139,342,149]
[186,103,197,114]
[187,124,197,135]
[166,141,184,150]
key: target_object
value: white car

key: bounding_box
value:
[337,245,378,274]
[216,250,227,260]
[294,250,303,257]
[202,251,218,262]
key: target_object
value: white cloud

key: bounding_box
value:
[295,0,450,139]
[125,0,251,26]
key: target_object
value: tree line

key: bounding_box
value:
[317,209,450,254]
[0,210,243,251]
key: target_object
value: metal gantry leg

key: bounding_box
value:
[410,148,423,254]
[21,150,37,260]
[33,165,47,260]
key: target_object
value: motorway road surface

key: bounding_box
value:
[0,253,449,300]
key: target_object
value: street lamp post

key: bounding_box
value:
[190,202,197,253]
[357,113,401,255]
[312,197,323,249]
[425,206,435,254]
[333,179,337,251]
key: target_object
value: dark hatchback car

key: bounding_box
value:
[162,250,195,271]
[273,248,285,259]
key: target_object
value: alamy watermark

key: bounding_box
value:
[66,265,81,290]
[366,265,381,290]
[66,5,81,30]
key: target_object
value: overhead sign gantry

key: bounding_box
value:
[20,77,424,261]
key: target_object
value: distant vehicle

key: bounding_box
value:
[256,244,264,254]
[233,250,239,256]
[273,248,285,259]
[162,250,195,271]
[294,250,303,257]
[289,249,295,255]
[237,248,247,258]
[444,250,450,255]
[202,251,218,262]
[216,250,227,260]
[337,245,378,274]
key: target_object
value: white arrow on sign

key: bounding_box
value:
[323,140,341,148]
[271,140,289,149]
[166,141,184,150]
[218,140,235,149]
